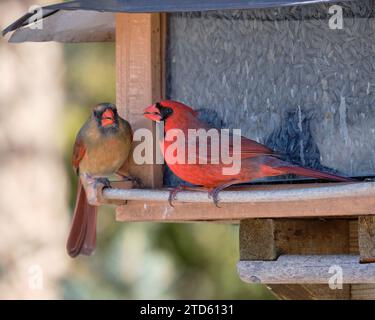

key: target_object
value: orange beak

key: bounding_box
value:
[101,108,115,126]
[144,104,162,122]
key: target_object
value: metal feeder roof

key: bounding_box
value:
[3,0,355,43]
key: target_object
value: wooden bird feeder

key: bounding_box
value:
[4,0,375,300]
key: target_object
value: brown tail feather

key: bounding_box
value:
[66,180,98,258]
[278,165,353,182]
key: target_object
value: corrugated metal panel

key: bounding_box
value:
[165,1,375,185]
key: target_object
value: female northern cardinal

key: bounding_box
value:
[67,103,133,257]
[144,100,353,205]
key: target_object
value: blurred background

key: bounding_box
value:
[0,0,274,299]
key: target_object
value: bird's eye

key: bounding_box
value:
[166,108,173,116]
[161,107,173,119]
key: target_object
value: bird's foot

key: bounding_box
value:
[82,178,110,206]
[80,174,112,206]
[168,185,199,207]
[208,188,222,208]
[95,177,111,189]
[208,180,240,208]
[168,185,184,207]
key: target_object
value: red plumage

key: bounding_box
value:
[144,100,352,192]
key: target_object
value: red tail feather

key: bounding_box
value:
[278,165,353,182]
[66,180,98,258]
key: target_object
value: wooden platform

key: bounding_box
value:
[105,180,375,299]
[99,182,375,222]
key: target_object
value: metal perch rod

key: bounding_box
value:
[102,181,374,203]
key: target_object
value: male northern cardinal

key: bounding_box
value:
[144,100,353,205]
[67,103,133,257]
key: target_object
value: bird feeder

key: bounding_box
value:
[4,0,375,299]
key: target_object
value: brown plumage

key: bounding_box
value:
[67,103,132,258]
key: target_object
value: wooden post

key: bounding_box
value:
[116,13,164,188]
[351,219,375,299]
[358,216,375,263]
[240,219,350,260]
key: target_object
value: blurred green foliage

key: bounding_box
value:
[61,43,275,300]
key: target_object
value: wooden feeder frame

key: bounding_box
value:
[5,8,375,300]
[113,12,375,299]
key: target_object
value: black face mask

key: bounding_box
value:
[156,103,173,121]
